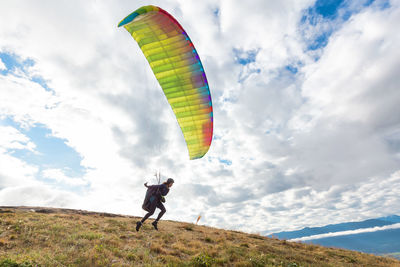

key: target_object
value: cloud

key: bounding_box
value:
[0,125,36,152]
[0,58,5,70]
[0,152,38,189]
[106,90,170,169]
[42,168,89,186]
[285,1,400,188]
[0,184,82,208]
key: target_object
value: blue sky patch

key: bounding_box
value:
[0,52,33,75]
[233,48,262,82]
[313,0,345,19]
[213,8,220,18]
[219,159,232,166]
[233,48,259,65]
[31,75,53,93]
[285,65,299,74]
[308,31,332,51]
[374,0,391,10]
[2,116,86,178]
[300,0,385,52]
[0,51,54,93]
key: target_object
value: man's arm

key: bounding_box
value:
[160,184,169,196]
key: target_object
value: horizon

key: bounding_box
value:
[2,205,399,236]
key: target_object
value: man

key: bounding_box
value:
[136,178,174,231]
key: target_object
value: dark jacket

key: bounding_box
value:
[157,184,169,198]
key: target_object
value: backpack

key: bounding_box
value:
[142,185,159,212]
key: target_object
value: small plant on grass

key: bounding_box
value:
[150,243,166,254]
[0,259,35,267]
[126,252,137,261]
[191,252,215,267]
[183,223,194,231]
[78,232,103,240]
[204,237,214,243]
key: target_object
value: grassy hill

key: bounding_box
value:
[0,207,399,266]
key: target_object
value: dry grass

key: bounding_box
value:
[0,207,399,266]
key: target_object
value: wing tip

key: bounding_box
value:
[118,12,138,27]
[118,5,160,27]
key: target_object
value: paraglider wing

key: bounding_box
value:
[118,5,213,160]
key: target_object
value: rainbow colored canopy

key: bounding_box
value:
[118,5,213,160]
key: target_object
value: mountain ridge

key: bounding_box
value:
[268,215,400,259]
[268,215,400,240]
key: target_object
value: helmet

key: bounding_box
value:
[166,178,175,184]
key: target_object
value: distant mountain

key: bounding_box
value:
[306,228,400,254]
[268,215,400,258]
[269,215,400,240]
[377,215,400,223]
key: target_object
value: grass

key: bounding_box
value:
[0,207,400,266]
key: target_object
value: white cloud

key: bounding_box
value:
[0,184,82,208]
[42,169,88,186]
[0,58,5,70]
[0,152,38,189]
[283,2,400,188]
[0,125,36,151]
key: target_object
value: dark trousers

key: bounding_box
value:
[141,201,166,223]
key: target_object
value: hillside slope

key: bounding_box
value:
[1,207,399,266]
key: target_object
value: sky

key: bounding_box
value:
[0,0,400,235]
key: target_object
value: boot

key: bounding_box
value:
[152,220,158,230]
[136,221,142,232]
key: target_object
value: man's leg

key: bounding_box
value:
[136,203,156,231]
[152,203,166,230]
[155,202,166,221]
